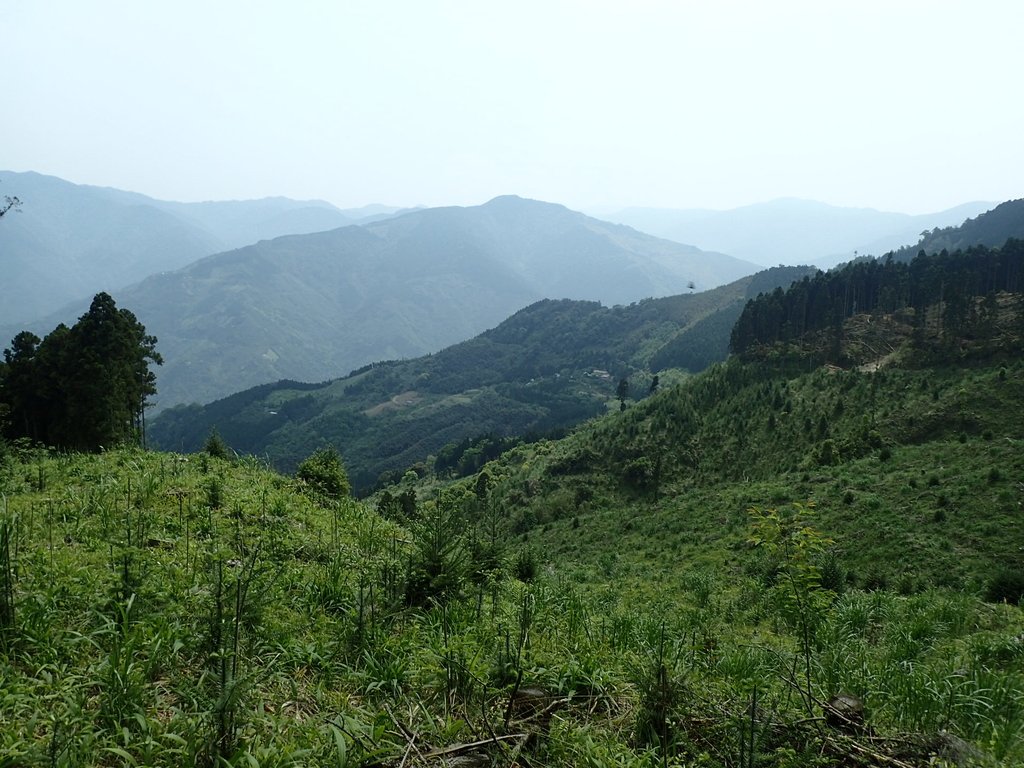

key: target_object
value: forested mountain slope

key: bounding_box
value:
[451,240,1024,598]
[731,238,1024,364]
[889,198,1024,261]
[150,266,812,491]
[0,170,360,325]
[68,196,754,409]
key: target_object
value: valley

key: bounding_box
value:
[1,181,1023,766]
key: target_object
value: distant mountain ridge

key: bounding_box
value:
[149,265,812,491]
[6,195,757,410]
[599,198,997,268]
[890,198,1024,260]
[0,170,397,325]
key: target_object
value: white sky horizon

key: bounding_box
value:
[5,1,1022,216]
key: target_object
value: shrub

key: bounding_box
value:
[514,546,538,583]
[296,446,350,502]
[203,428,231,459]
[984,569,1024,605]
[623,456,657,490]
[817,439,838,466]
[205,476,224,509]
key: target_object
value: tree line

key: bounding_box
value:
[0,293,162,451]
[730,239,1024,358]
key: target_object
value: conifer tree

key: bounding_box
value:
[0,293,162,450]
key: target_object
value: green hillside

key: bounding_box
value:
[150,267,813,492]
[484,358,1024,590]
[3,368,1024,766]
[890,199,1024,262]
[131,196,756,409]
[5,199,1024,766]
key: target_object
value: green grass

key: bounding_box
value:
[1,419,1023,765]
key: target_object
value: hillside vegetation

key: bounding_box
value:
[150,267,813,492]
[891,199,1024,261]
[3,418,1024,767]
[731,239,1024,365]
[3,198,1024,766]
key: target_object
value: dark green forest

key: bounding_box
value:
[731,239,1024,363]
[0,292,162,450]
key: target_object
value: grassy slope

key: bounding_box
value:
[489,358,1024,593]
[2,443,1023,766]
[6,308,1024,766]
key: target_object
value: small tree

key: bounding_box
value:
[405,488,468,607]
[203,428,231,460]
[616,377,630,411]
[296,446,351,503]
[749,502,834,716]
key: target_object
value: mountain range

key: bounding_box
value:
[0,170,399,325]
[598,198,996,268]
[148,265,814,491]
[4,171,1014,417]
[149,195,1024,491]
[5,194,755,409]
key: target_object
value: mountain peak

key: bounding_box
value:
[481,194,569,213]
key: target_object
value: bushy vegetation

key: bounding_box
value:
[485,356,1024,593]
[1,446,1022,766]
[0,293,162,451]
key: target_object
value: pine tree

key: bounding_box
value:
[0,293,162,450]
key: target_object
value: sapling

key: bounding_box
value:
[748,502,834,717]
[0,499,16,649]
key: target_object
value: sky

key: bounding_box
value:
[4,0,1023,214]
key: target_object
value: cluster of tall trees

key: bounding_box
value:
[730,240,1024,357]
[0,293,162,450]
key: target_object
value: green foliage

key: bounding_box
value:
[1,448,1023,765]
[0,293,162,451]
[513,545,539,583]
[985,569,1024,605]
[150,265,814,493]
[731,238,1024,364]
[405,489,469,607]
[202,428,230,460]
[296,446,351,502]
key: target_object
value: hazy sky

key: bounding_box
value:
[5,1,1022,214]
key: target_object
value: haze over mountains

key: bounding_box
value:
[149,196,1024,491]
[0,170,400,325]
[150,265,814,490]
[2,170,1011,415]
[2,183,756,409]
[599,198,996,268]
